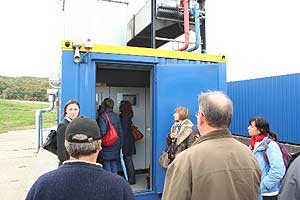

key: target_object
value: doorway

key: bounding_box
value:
[96,63,152,192]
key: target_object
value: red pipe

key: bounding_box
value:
[177,0,190,51]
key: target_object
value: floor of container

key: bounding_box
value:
[131,174,149,192]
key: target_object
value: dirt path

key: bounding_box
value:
[0,129,58,200]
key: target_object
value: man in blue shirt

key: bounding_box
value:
[26,116,135,200]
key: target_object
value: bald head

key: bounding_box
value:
[198,91,233,129]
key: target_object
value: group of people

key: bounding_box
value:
[162,91,262,200]
[56,98,137,184]
[26,115,135,200]
[162,91,299,200]
[26,91,300,200]
[96,98,137,185]
[26,98,137,199]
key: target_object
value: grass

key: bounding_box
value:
[0,99,57,133]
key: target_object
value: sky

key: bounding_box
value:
[0,0,299,81]
[0,0,63,78]
[206,0,300,81]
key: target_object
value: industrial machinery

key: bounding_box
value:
[127,0,206,52]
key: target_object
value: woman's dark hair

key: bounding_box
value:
[119,101,133,118]
[269,131,278,141]
[63,99,80,117]
[100,98,114,112]
[97,105,102,113]
[249,117,270,134]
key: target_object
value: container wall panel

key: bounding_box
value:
[228,73,300,144]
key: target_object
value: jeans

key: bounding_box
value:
[102,160,118,174]
[124,155,136,184]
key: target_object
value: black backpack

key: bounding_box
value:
[286,151,300,171]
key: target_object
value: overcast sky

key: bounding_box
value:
[206,0,300,81]
[0,0,299,81]
[0,0,63,78]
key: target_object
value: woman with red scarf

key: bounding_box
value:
[248,117,285,200]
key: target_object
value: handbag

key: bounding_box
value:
[131,125,144,141]
[42,130,57,155]
[159,138,178,168]
[102,112,119,146]
[159,151,170,168]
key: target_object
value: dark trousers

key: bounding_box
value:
[124,155,136,184]
[102,159,118,174]
[263,195,278,200]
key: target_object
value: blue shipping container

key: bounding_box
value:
[228,73,300,144]
[60,41,227,199]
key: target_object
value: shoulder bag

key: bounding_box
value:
[159,145,171,168]
[102,112,119,146]
[131,125,144,141]
[42,129,58,155]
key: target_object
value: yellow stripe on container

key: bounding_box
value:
[61,40,226,63]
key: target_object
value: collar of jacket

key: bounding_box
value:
[193,129,232,145]
[252,137,269,153]
[104,108,113,112]
[64,116,72,122]
[63,159,103,167]
[174,119,194,145]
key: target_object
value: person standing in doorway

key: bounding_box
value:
[162,91,262,200]
[97,98,123,174]
[119,100,136,185]
[57,99,80,165]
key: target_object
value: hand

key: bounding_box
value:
[170,132,177,139]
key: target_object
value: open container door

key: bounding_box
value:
[60,40,226,199]
[152,62,226,196]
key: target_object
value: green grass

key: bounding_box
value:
[0,99,57,133]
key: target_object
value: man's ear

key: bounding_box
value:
[199,113,205,125]
[97,140,102,152]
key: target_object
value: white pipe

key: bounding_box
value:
[41,95,55,113]
[35,94,56,152]
[35,110,41,152]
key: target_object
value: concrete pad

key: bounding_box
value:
[0,129,58,200]
[26,148,58,190]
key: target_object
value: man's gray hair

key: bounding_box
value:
[65,134,100,158]
[198,91,233,128]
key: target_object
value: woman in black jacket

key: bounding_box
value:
[119,101,136,184]
[97,98,123,174]
[57,99,80,165]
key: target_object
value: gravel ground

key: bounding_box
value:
[0,129,58,200]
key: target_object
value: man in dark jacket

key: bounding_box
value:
[26,116,135,200]
[162,91,262,200]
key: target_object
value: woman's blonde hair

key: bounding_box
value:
[175,106,189,120]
